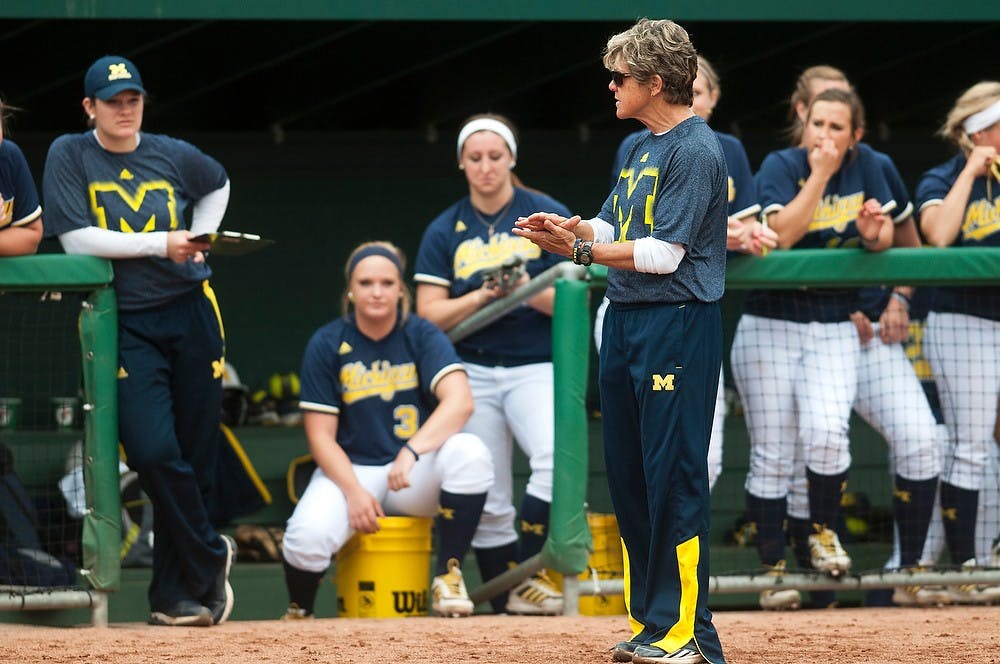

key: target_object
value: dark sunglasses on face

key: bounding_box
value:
[610,71,632,86]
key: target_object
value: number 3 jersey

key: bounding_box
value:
[298,314,466,466]
[41,131,228,310]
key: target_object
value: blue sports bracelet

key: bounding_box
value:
[403,443,419,461]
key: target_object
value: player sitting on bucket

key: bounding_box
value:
[281,241,493,619]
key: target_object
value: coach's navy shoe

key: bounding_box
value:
[611,640,641,662]
[149,600,213,627]
[632,640,706,663]
[202,534,237,625]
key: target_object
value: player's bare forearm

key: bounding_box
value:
[0,220,43,256]
[892,217,922,248]
[304,412,361,494]
[769,172,829,248]
[524,286,555,316]
[878,296,910,344]
[416,282,498,332]
[304,411,384,531]
[920,167,979,247]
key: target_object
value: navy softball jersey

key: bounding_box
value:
[916,153,1000,320]
[414,186,569,366]
[598,116,727,663]
[298,314,466,466]
[0,139,42,229]
[42,131,227,310]
[746,143,896,323]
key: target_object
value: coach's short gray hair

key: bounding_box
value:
[602,18,697,106]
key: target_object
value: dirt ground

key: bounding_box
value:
[2,606,998,663]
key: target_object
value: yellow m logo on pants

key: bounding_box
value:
[652,374,675,391]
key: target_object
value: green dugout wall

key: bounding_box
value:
[2,1,996,20]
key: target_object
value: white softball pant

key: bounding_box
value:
[464,361,554,550]
[925,311,1000,491]
[787,324,941,518]
[595,297,724,489]
[731,315,859,500]
[283,432,493,573]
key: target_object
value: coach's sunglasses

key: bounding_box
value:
[610,71,632,86]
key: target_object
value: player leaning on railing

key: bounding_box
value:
[915,80,1000,604]
[778,65,941,611]
[41,55,236,627]
[730,88,896,612]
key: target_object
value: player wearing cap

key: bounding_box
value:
[42,55,235,627]
[0,99,43,255]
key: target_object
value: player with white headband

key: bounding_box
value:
[414,113,572,615]
[915,81,1000,604]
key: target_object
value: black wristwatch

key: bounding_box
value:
[573,238,594,266]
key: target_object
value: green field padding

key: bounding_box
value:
[79,286,121,592]
[0,255,113,290]
[726,247,1000,288]
[543,278,593,575]
[590,247,1000,289]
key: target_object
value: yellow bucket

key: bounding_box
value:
[335,516,433,618]
[553,512,627,615]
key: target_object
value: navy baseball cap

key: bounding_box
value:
[84,55,146,100]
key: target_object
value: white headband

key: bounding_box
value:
[963,99,1000,134]
[456,118,518,162]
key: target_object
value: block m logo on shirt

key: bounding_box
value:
[89,180,179,233]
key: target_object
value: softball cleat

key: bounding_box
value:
[808,526,851,576]
[431,558,474,617]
